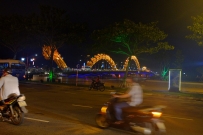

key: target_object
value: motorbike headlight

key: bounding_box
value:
[101,106,107,113]
[152,112,162,118]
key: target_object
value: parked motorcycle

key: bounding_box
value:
[0,94,27,125]
[95,93,166,135]
[89,79,105,91]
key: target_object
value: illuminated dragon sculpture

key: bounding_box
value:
[42,45,140,71]
[42,45,68,69]
[86,53,117,70]
[123,55,140,70]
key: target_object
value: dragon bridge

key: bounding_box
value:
[123,55,140,70]
[42,45,68,69]
[87,53,117,70]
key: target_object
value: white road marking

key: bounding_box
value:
[25,117,50,123]
[72,104,93,108]
[163,115,193,121]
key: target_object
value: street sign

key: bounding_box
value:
[168,69,182,92]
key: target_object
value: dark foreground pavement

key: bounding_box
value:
[8,80,202,135]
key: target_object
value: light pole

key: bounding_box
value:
[25,53,38,68]
[76,64,80,86]
[27,56,28,68]
[21,57,28,80]
[30,58,35,66]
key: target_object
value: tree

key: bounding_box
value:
[29,5,87,82]
[0,15,31,59]
[173,50,184,69]
[187,13,203,46]
[153,50,172,80]
[91,19,174,86]
[152,49,184,81]
[187,13,203,81]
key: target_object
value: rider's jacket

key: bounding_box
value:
[0,74,20,100]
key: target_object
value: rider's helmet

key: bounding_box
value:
[3,67,12,74]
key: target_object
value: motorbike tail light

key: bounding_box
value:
[152,112,162,118]
[101,106,107,113]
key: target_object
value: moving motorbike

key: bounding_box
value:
[0,94,27,125]
[95,93,166,135]
[89,79,105,91]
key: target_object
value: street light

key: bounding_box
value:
[30,58,35,66]
[21,58,25,62]
[21,53,38,69]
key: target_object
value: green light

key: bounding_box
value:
[49,71,53,81]
[161,67,169,80]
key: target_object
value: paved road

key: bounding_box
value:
[140,80,203,94]
[50,78,203,94]
[0,83,203,135]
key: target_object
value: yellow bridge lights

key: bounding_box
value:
[86,54,140,71]
[123,55,140,70]
[87,53,117,70]
[42,45,140,71]
[42,45,68,69]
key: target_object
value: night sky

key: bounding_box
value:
[1,0,203,74]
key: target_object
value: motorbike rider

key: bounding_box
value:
[112,77,143,124]
[95,76,101,86]
[0,67,28,113]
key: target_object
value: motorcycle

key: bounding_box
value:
[0,94,27,125]
[95,93,166,135]
[89,79,105,91]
